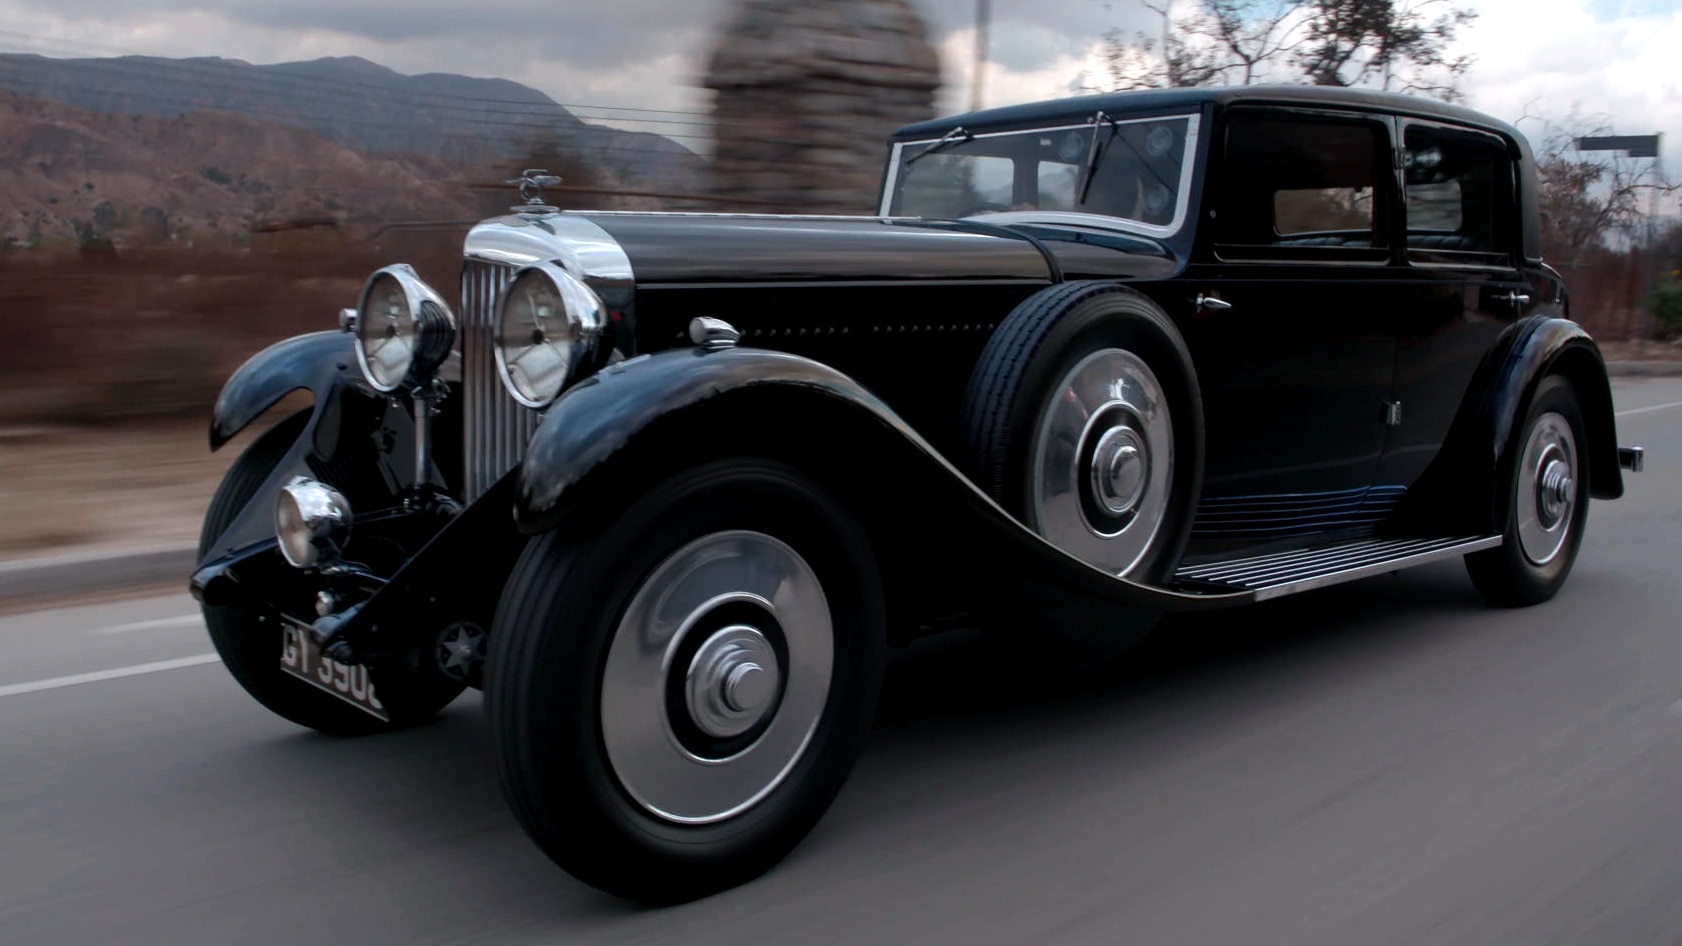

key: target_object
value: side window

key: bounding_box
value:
[1402,123,1515,265]
[1213,112,1390,260]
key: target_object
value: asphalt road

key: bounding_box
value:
[5,378,1682,946]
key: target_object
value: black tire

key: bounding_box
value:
[1465,374,1591,607]
[960,281,1202,660]
[198,410,463,736]
[485,457,887,904]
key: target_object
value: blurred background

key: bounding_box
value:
[1,0,1679,562]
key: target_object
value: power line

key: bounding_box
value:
[0,29,713,120]
[0,52,716,131]
[0,79,837,174]
[0,73,724,154]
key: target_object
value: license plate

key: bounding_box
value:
[280,621,389,721]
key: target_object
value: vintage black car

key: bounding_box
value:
[191,85,1644,903]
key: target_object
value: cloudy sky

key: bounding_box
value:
[1,0,1679,180]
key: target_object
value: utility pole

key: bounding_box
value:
[1575,133,1664,339]
[972,0,991,113]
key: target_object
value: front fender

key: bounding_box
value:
[199,331,398,565]
[515,346,1251,613]
[210,331,359,451]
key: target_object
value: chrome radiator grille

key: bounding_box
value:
[461,259,541,502]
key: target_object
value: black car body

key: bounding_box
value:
[191,85,1644,903]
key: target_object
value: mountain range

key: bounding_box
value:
[0,53,705,247]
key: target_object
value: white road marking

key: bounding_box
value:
[1617,401,1682,418]
[96,614,202,635]
[0,654,221,699]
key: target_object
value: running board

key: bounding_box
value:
[1174,535,1502,601]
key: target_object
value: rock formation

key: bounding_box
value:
[705,0,942,213]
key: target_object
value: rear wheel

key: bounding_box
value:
[1465,375,1590,606]
[198,411,462,736]
[486,457,886,904]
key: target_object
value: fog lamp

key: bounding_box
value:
[275,477,353,569]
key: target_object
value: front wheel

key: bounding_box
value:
[1465,374,1591,606]
[485,458,887,904]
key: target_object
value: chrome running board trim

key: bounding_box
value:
[1175,535,1502,601]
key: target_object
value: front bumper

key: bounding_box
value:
[1620,446,1645,473]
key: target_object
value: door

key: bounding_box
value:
[1177,107,1401,542]
[1376,119,1530,492]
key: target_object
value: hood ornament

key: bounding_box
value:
[509,169,562,213]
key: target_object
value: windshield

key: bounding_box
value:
[884,113,1198,234]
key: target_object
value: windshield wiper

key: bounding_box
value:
[905,126,973,166]
[1078,109,1179,210]
[1078,111,1119,204]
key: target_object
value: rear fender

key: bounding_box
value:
[514,347,1252,616]
[1398,317,1622,536]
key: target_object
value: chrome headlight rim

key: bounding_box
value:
[275,476,353,570]
[353,263,457,394]
[493,261,607,410]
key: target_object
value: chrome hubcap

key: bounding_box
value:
[685,626,781,739]
[1030,348,1173,576]
[1516,412,1577,565]
[599,530,831,825]
[1091,425,1149,517]
[1538,457,1573,526]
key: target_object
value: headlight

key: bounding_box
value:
[353,264,456,393]
[494,262,606,408]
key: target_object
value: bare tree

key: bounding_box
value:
[1527,114,1678,268]
[1293,0,1477,99]
[1203,0,1305,85]
[1096,0,1476,100]
[1100,1,1226,90]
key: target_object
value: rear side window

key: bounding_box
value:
[1212,112,1391,260]
[1402,123,1516,265]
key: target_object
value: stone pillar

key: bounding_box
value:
[704,0,941,214]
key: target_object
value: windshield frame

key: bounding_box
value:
[878,112,1203,241]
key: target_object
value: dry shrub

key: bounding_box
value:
[0,232,465,427]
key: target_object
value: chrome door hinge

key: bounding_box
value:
[1383,401,1402,426]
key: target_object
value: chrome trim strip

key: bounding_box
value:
[879,142,904,217]
[1176,535,1501,600]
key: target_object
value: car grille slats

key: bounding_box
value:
[460,260,539,502]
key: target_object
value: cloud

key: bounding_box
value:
[0,0,1674,200]
[1453,0,1682,185]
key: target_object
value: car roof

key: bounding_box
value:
[891,85,1523,143]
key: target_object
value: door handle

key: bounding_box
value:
[1501,291,1532,307]
[1196,294,1233,313]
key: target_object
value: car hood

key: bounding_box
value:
[570,213,1053,286]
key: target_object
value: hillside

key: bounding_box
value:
[0,53,703,193]
[0,89,487,247]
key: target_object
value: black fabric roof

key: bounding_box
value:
[891,85,1521,143]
